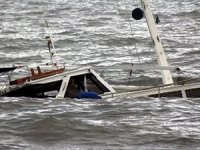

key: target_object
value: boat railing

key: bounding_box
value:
[8,65,65,85]
[129,77,200,93]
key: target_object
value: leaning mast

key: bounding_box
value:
[140,0,174,85]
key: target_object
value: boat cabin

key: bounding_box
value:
[0,66,116,99]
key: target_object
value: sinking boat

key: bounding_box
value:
[0,0,200,99]
[0,65,116,98]
[0,25,116,99]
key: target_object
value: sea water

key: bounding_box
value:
[0,0,200,149]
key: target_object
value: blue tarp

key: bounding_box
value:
[76,91,101,99]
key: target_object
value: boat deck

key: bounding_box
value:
[114,81,200,98]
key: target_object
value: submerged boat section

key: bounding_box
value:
[0,66,116,99]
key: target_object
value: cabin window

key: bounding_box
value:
[65,73,110,98]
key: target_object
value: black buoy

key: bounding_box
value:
[132,8,144,20]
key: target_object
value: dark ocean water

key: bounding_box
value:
[0,0,200,149]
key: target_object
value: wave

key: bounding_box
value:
[176,10,200,17]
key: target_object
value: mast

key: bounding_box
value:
[140,0,174,85]
[44,20,58,69]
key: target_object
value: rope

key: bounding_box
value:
[123,0,142,65]
[114,0,133,85]
[115,0,144,85]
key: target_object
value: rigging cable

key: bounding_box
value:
[123,0,142,65]
[114,0,135,85]
[115,0,144,85]
[112,0,133,85]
